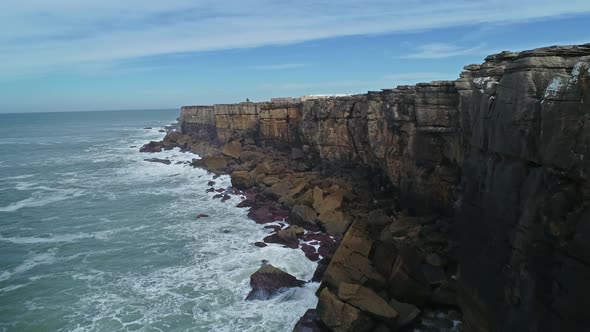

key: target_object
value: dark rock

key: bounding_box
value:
[196,214,209,219]
[144,158,171,165]
[290,205,318,230]
[312,258,330,282]
[159,129,166,132]
[139,141,163,153]
[236,199,254,208]
[221,194,231,202]
[212,194,223,199]
[292,309,328,332]
[245,264,305,300]
[207,180,216,186]
[254,242,267,248]
[144,127,152,129]
[206,188,215,193]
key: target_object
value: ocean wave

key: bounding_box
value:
[0,188,85,213]
[0,228,126,244]
[0,250,57,282]
[0,174,37,181]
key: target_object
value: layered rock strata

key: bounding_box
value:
[148,43,590,332]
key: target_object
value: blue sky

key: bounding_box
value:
[1,1,589,113]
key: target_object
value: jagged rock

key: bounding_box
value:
[323,221,385,290]
[317,210,349,235]
[139,141,163,153]
[337,283,399,321]
[230,171,252,189]
[245,264,305,300]
[317,288,374,332]
[290,205,318,229]
[292,309,328,332]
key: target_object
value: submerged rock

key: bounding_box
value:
[143,158,171,165]
[245,264,305,301]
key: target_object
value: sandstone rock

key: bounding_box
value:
[337,283,399,321]
[245,264,306,300]
[231,171,252,189]
[269,181,291,198]
[323,221,385,291]
[317,210,350,235]
[290,205,318,229]
[221,140,242,158]
[192,156,228,172]
[317,288,373,332]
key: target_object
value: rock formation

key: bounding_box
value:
[145,43,590,332]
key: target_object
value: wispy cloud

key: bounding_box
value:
[1,1,590,73]
[249,63,306,70]
[401,43,487,59]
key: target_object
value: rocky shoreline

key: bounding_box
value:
[140,130,462,331]
[141,44,590,332]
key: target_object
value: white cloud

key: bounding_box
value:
[249,63,306,70]
[1,0,590,73]
[401,43,488,59]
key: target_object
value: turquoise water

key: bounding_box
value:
[0,110,318,332]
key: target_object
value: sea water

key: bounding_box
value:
[0,110,318,332]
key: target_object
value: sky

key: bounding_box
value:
[0,1,589,113]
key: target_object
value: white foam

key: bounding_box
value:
[0,174,37,181]
[0,250,57,282]
[0,188,85,212]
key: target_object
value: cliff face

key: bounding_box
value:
[455,45,590,332]
[178,44,590,331]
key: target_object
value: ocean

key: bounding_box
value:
[0,109,318,332]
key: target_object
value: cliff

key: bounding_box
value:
[176,44,590,331]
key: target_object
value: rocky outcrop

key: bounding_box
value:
[245,264,306,300]
[170,43,590,332]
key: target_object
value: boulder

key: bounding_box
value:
[292,309,328,332]
[323,221,385,290]
[139,141,163,153]
[221,140,242,159]
[290,205,318,229]
[192,156,228,172]
[316,288,373,332]
[245,264,305,300]
[337,283,398,321]
[317,210,350,235]
[231,171,252,189]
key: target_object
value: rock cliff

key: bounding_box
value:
[174,44,590,332]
